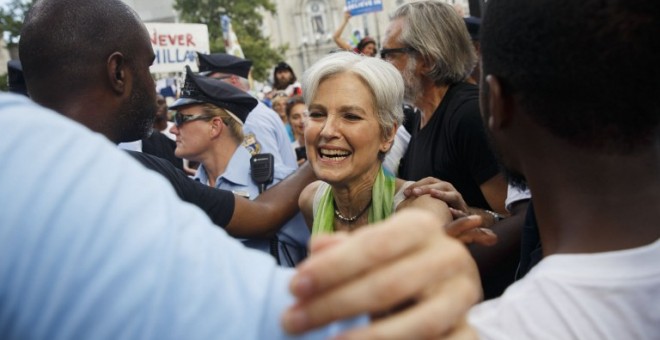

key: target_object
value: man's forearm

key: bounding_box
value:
[468,200,529,299]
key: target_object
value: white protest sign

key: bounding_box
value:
[146,23,210,74]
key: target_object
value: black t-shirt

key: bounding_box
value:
[127,151,235,227]
[399,82,501,210]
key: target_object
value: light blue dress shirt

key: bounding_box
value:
[0,93,364,339]
[243,101,298,171]
[194,146,310,266]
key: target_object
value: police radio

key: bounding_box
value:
[250,153,279,264]
[250,153,274,194]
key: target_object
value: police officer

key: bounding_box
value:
[196,52,299,171]
[169,67,309,267]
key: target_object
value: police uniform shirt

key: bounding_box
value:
[243,101,298,171]
[194,145,310,264]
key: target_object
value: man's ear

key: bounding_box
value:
[107,52,127,94]
[484,75,514,131]
[418,55,434,75]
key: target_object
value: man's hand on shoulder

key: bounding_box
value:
[282,210,482,339]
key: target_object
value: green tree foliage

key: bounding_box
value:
[0,72,8,92]
[0,0,34,47]
[174,0,286,82]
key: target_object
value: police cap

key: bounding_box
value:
[197,52,253,79]
[169,66,257,124]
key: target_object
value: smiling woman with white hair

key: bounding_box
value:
[298,52,453,233]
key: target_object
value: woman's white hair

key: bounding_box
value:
[301,51,404,139]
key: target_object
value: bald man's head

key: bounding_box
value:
[20,0,158,143]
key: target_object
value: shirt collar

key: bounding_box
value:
[193,146,252,188]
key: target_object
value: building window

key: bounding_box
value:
[307,0,328,40]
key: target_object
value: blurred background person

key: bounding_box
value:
[152,94,175,140]
[286,95,307,165]
[270,90,295,142]
[271,61,301,96]
[332,11,377,57]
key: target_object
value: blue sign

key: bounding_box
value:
[346,0,383,16]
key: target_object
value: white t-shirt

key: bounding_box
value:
[469,239,660,339]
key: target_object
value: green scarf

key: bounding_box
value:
[312,166,396,234]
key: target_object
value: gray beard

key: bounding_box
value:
[403,58,423,105]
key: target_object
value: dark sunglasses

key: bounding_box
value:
[379,47,417,60]
[173,111,214,127]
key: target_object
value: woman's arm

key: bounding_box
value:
[332,11,353,52]
[396,190,452,225]
[397,179,496,245]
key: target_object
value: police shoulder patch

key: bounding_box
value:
[242,133,261,155]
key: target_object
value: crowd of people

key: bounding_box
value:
[1,0,658,339]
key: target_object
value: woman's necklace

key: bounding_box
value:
[334,198,372,223]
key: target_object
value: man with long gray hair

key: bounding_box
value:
[383,0,520,299]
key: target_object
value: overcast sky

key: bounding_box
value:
[0,0,14,9]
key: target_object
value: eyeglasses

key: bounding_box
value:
[174,111,214,127]
[379,47,417,60]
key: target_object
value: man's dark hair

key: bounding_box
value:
[481,0,660,153]
[19,0,143,105]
